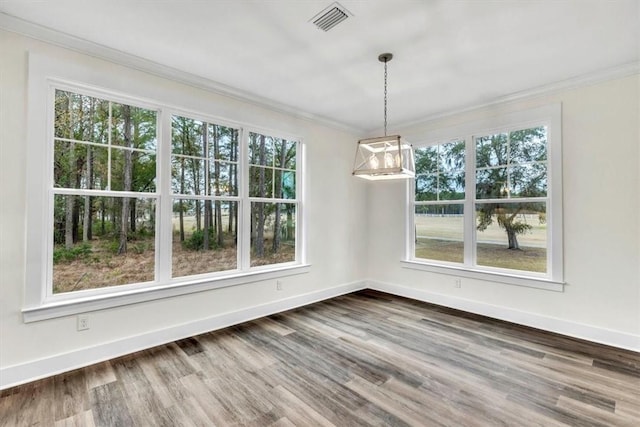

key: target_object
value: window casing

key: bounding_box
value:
[24,76,306,321]
[406,105,563,290]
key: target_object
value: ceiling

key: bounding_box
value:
[1,1,638,132]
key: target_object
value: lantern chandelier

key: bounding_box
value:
[352,53,415,180]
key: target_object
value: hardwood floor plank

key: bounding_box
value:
[88,381,134,427]
[270,385,336,427]
[251,317,296,336]
[54,409,96,427]
[53,370,89,421]
[556,395,635,427]
[2,290,638,426]
[85,361,117,390]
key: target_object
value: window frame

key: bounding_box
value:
[24,68,308,322]
[404,104,564,291]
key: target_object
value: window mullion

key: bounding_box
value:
[239,128,251,271]
[465,134,475,268]
[407,178,415,260]
[158,109,173,282]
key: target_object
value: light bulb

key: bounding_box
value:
[384,152,395,168]
[369,153,379,169]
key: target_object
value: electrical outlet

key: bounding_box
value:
[276,280,283,291]
[77,315,90,331]
[454,278,462,288]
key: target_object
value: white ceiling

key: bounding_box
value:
[1,1,638,131]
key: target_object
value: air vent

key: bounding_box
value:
[310,2,352,32]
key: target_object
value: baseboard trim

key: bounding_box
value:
[0,281,366,390]
[367,280,640,352]
[3,279,637,390]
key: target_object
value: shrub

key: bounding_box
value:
[183,229,218,251]
[53,243,92,264]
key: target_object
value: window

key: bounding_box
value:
[475,128,547,273]
[407,105,563,288]
[171,116,240,277]
[25,78,305,320]
[414,140,466,264]
[52,90,158,294]
[248,132,298,267]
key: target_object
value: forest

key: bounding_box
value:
[52,90,297,294]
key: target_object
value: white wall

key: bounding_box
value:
[0,30,368,387]
[1,28,638,389]
[367,74,640,349]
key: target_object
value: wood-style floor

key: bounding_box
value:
[1,290,639,426]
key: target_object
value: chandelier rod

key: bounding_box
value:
[378,53,393,137]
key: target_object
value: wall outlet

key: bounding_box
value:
[276,280,283,291]
[454,278,462,288]
[77,315,90,331]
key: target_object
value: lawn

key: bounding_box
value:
[415,213,547,272]
[415,238,546,272]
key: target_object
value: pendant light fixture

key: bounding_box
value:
[352,53,415,180]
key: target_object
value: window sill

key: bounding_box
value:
[22,264,311,323]
[400,260,564,292]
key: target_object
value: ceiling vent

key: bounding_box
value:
[310,2,352,32]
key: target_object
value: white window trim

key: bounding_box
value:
[405,104,564,291]
[24,53,308,322]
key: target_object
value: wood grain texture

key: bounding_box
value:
[1,290,638,426]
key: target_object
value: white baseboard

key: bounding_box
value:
[0,281,366,390]
[3,279,637,390]
[367,280,640,352]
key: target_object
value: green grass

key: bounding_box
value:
[415,238,546,273]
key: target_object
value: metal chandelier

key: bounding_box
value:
[352,53,415,180]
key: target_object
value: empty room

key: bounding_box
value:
[0,1,638,425]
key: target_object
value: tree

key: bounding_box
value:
[272,140,285,253]
[64,93,75,249]
[213,125,223,248]
[203,122,211,250]
[118,105,132,254]
[475,128,547,250]
[254,134,266,257]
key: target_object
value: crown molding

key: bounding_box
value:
[0,12,362,134]
[2,12,636,136]
[392,61,640,132]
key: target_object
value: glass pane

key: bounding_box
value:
[110,148,157,192]
[209,161,237,196]
[414,204,464,263]
[54,90,110,144]
[476,202,547,273]
[172,116,203,155]
[208,124,238,162]
[510,164,547,197]
[415,174,437,201]
[439,140,465,173]
[274,169,296,199]
[438,171,465,200]
[250,202,296,267]
[273,139,297,169]
[54,141,109,190]
[249,132,275,166]
[283,140,297,170]
[476,167,508,199]
[172,156,205,195]
[111,103,157,151]
[249,166,274,198]
[509,126,547,164]
[414,146,439,174]
[476,133,508,168]
[52,195,155,294]
[172,200,238,277]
